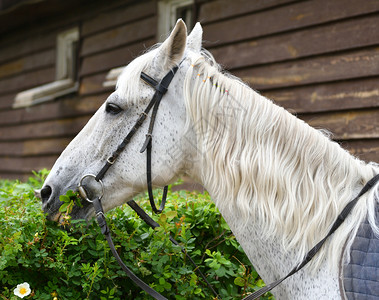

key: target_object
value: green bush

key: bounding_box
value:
[0,171,273,300]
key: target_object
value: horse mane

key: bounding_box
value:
[115,43,379,271]
[183,49,379,271]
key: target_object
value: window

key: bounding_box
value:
[103,0,194,88]
[157,0,194,41]
[13,27,79,108]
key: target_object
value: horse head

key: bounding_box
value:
[40,20,202,222]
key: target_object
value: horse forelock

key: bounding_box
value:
[183,51,379,272]
[115,47,159,104]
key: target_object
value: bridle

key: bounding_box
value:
[78,64,219,300]
[77,62,379,300]
[93,65,180,211]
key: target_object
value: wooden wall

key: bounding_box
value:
[0,0,156,179]
[0,0,378,179]
[199,0,379,162]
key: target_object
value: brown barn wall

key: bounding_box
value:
[199,0,379,163]
[0,0,156,179]
[0,0,378,179]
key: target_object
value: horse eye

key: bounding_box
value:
[105,103,123,115]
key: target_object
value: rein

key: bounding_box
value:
[245,173,379,299]
[77,62,379,299]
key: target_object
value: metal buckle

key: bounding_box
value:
[78,174,104,203]
[96,211,105,218]
[107,156,116,165]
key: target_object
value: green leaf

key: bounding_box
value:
[234,277,245,287]
[59,195,70,203]
[165,210,177,219]
[59,202,69,212]
[66,190,76,198]
[140,232,150,240]
[215,266,226,277]
[159,213,167,223]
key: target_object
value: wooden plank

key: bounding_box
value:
[300,109,379,140]
[0,138,72,156]
[0,171,31,181]
[0,0,117,47]
[211,14,379,69]
[0,49,55,80]
[199,0,300,24]
[81,17,156,57]
[80,72,114,96]
[0,31,56,64]
[0,67,55,96]
[82,1,156,37]
[0,0,130,63]
[80,38,155,76]
[263,77,379,113]
[0,93,105,126]
[0,93,16,111]
[0,155,58,173]
[0,116,91,141]
[341,140,379,162]
[0,0,86,37]
[203,0,379,47]
[237,48,379,90]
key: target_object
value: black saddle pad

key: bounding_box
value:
[343,208,379,299]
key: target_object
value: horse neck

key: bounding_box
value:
[183,58,376,272]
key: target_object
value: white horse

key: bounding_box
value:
[40,20,379,299]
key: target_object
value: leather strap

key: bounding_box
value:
[145,139,168,214]
[96,66,178,183]
[92,197,219,299]
[92,197,168,300]
[95,110,151,181]
[90,66,188,300]
[139,66,179,214]
[243,173,379,300]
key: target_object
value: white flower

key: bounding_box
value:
[13,282,31,298]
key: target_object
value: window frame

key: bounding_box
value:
[13,27,79,108]
[103,0,194,88]
[157,0,194,41]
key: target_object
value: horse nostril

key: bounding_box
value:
[40,185,52,203]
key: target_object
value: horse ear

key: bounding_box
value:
[156,19,187,69]
[187,22,203,52]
